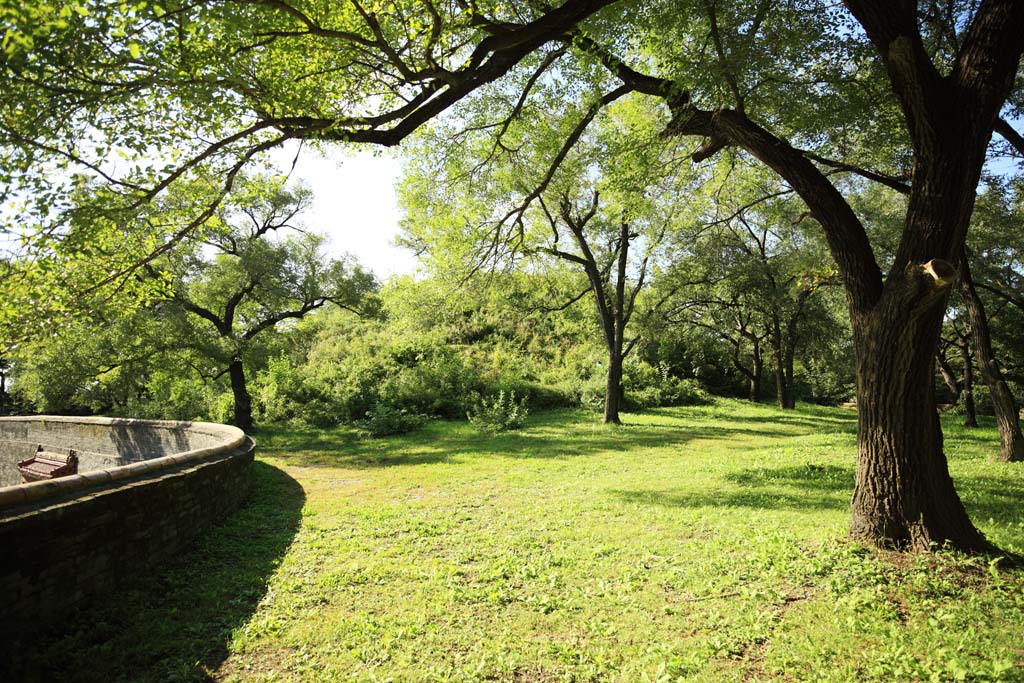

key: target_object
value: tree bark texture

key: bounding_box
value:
[960,258,1024,461]
[847,265,986,549]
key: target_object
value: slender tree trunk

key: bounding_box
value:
[770,316,796,409]
[604,350,623,425]
[602,219,632,425]
[774,363,785,409]
[771,317,784,409]
[750,341,762,403]
[936,350,961,401]
[960,340,978,428]
[771,338,796,408]
[229,358,254,433]
[781,294,812,410]
[960,259,1024,461]
[783,344,796,409]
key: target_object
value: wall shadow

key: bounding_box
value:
[109,419,191,462]
[0,460,305,683]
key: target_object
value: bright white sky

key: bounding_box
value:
[268,143,419,279]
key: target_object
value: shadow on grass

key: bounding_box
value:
[611,462,855,512]
[727,463,855,491]
[611,459,1022,542]
[956,473,1024,530]
[0,461,305,683]
[642,402,859,434]
[259,405,858,470]
[260,423,750,469]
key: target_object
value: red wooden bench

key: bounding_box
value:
[17,447,79,483]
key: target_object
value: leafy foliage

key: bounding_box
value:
[467,390,529,434]
[358,402,426,437]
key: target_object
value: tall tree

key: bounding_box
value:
[958,257,1024,460]
[399,91,681,424]
[536,193,657,423]
[658,161,841,409]
[960,178,1024,459]
[156,177,376,431]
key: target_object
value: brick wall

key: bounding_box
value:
[0,439,255,631]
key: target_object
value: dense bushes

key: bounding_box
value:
[247,308,712,431]
[15,273,830,429]
[254,320,485,427]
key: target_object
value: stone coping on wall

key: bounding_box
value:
[0,416,248,512]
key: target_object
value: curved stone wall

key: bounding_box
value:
[0,415,243,489]
[0,416,255,631]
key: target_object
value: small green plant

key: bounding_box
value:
[358,402,426,437]
[467,390,529,434]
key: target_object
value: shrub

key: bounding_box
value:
[253,355,342,427]
[579,376,609,411]
[358,402,426,437]
[659,377,711,406]
[378,350,481,418]
[799,357,855,405]
[467,391,529,434]
[492,379,578,410]
[621,361,712,410]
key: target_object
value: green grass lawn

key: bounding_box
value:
[6,400,1024,682]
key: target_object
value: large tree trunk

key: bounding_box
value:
[848,280,987,550]
[960,339,979,428]
[960,259,1024,461]
[229,358,254,433]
